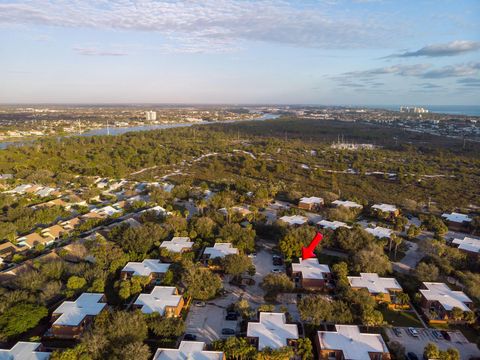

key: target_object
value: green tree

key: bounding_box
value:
[296,338,313,360]
[146,314,185,337]
[261,274,294,300]
[424,343,439,360]
[219,223,256,252]
[0,303,48,339]
[278,226,316,259]
[414,262,439,282]
[182,263,222,300]
[223,254,253,276]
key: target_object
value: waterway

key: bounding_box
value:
[0,113,279,150]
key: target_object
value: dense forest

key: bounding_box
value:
[0,117,478,211]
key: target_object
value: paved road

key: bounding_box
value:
[393,240,424,273]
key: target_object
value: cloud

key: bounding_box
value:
[73,47,128,56]
[457,77,480,87]
[387,40,480,58]
[340,64,431,78]
[422,62,480,78]
[0,0,394,52]
[418,83,442,89]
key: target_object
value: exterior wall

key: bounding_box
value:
[299,202,323,211]
[50,314,96,339]
[301,278,326,290]
[445,221,470,233]
[165,297,185,317]
[317,348,390,360]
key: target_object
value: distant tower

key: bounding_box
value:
[145,111,157,121]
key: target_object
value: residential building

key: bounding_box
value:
[203,243,239,259]
[133,286,184,317]
[291,258,331,290]
[371,204,399,219]
[41,225,66,241]
[317,220,351,231]
[279,215,308,226]
[316,325,390,360]
[365,226,393,239]
[160,237,194,253]
[17,232,53,249]
[50,293,107,339]
[247,312,299,350]
[0,241,27,258]
[441,212,473,231]
[61,217,82,232]
[452,236,480,256]
[121,259,170,283]
[348,273,403,303]
[331,200,363,209]
[0,341,50,360]
[419,282,473,322]
[153,341,225,360]
[146,111,157,121]
[298,196,324,211]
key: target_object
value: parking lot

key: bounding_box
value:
[385,327,480,360]
[185,246,288,343]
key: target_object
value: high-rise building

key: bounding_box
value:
[145,111,157,121]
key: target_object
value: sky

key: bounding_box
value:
[0,0,479,105]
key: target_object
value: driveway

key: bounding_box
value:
[385,327,480,360]
[393,240,424,273]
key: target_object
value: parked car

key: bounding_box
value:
[441,330,451,341]
[194,301,206,307]
[432,330,443,340]
[221,328,235,335]
[408,327,419,337]
[393,328,402,337]
[226,314,238,321]
[271,269,282,273]
[184,334,197,341]
[407,352,419,360]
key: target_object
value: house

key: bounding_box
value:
[347,273,403,303]
[81,211,104,220]
[153,341,225,360]
[365,227,393,239]
[36,187,56,198]
[298,197,324,211]
[0,341,50,360]
[7,184,33,194]
[160,237,194,253]
[441,212,472,232]
[121,259,170,283]
[291,258,331,290]
[17,232,52,249]
[203,243,239,260]
[133,286,184,317]
[331,200,363,209]
[93,205,121,217]
[451,236,480,256]
[371,204,399,219]
[61,217,82,231]
[231,206,252,217]
[279,215,308,226]
[247,312,299,350]
[316,325,390,360]
[419,282,473,322]
[50,293,107,339]
[41,225,66,241]
[317,220,351,231]
[0,241,27,258]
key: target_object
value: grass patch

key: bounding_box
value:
[380,308,423,327]
[316,253,344,266]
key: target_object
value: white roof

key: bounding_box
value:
[441,212,472,223]
[300,196,323,204]
[279,215,308,226]
[371,204,398,213]
[160,237,194,253]
[420,282,472,312]
[53,293,106,326]
[122,259,170,276]
[317,220,351,230]
[93,205,121,216]
[331,200,363,209]
[317,325,389,359]
[134,286,182,315]
[153,341,224,360]
[247,312,299,350]
[348,273,402,294]
[292,258,330,280]
[204,243,239,259]
[0,342,50,360]
[452,237,480,254]
[365,226,393,239]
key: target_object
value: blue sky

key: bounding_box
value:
[0,0,479,105]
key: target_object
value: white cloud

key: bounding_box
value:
[73,47,128,56]
[388,40,480,58]
[0,0,393,52]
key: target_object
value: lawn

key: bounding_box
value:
[380,308,423,327]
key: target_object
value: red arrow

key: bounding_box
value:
[301,232,323,259]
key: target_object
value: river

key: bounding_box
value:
[0,113,279,150]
